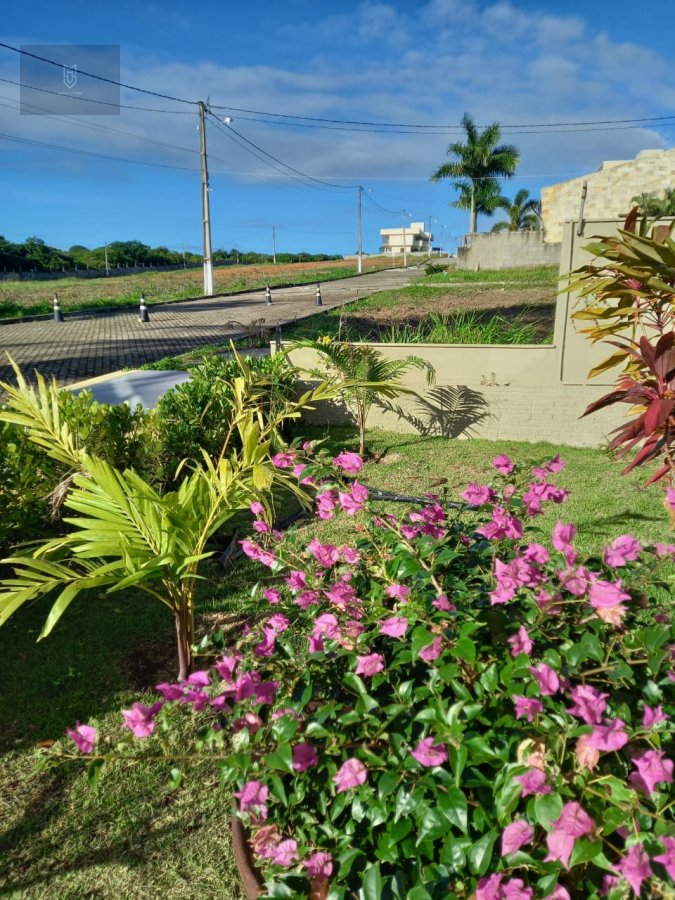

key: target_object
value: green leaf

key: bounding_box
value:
[417,807,450,845]
[86,758,105,791]
[468,831,497,876]
[534,792,563,827]
[411,626,435,659]
[570,838,602,868]
[359,862,383,900]
[406,887,433,900]
[168,767,182,790]
[438,787,468,834]
[337,847,365,879]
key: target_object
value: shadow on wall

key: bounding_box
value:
[379,385,491,438]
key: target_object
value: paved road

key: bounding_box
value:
[0,267,423,386]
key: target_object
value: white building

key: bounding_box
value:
[380,222,432,255]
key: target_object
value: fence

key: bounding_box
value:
[0,259,240,282]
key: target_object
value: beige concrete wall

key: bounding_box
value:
[542,149,675,243]
[456,231,561,270]
[278,219,647,448]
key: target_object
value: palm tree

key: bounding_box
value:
[452,178,507,223]
[431,112,520,235]
[490,189,542,233]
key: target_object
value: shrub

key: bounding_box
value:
[425,263,447,275]
[61,450,674,897]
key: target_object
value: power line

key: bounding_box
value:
[0,42,197,105]
[0,76,195,113]
[362,191,400,216]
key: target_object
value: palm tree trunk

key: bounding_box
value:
[470,180,477,235]
[175,606,192,682]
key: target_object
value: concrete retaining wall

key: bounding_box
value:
[456,231,561,270]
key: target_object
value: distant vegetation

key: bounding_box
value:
[0,235,342,273]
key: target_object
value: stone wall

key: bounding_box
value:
[456,231,561,270]
[541,148,675,243]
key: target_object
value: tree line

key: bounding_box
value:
[0,237,342,273]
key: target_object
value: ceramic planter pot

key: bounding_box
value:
[230,817,264,899]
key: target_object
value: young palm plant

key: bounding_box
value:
[291,338,435,455]
[0,353,337,679]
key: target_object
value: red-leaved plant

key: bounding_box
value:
[60,448,674,898]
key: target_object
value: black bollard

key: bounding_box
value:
[53,292,64,323]
[315,283,323,307]
[139,293,150,323]
[265,285,273,305]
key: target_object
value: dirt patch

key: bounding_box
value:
[342,287,556,342]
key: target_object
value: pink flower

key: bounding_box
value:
[575,734,600,771]
[501,820,533,856]
[122,702,163,738]
[587,718,629,752]
[355,653,385,677]
[513,695,543,723]
[433,594,455,611]
[333,757,367,793]
[251,824,281,860]
[308,635,324,653]
[66,722,97,754]
[523,542,549,564]
[271,451,295,469]
[305,851,334,878]
[410,736,448,767]
[493,453,515,475]
[250,500,265,515]
[502,878,533,899]
[477,507,523,541]
[530,663,560,696]
[508,625,533,657]
[476,874,504,900]
[255,627,277,658]
[615,843,653,896]
[545,802,594,869]
[296,589,320,610]
[234,780,268,820]
[553,522,576,550]
[313,612,341,640]
[386,583,411,601]
[267,614,289,633]
[566,684,608,725]
[379,616,409,638]
[156,681,184,701]
[419,636,443,662]
[286,570,307,593]
[187,670,210,687]
[654,836,675,880]
[544,887,571,900]
[234,670,260,702]
[666,486,675,510]
[254,681,279,705]
[333,450,363,474]
[263,588,281,605]
[271,839,298,866]
[338,481,368,515]
[253,519,270,534]
[308,539,340,568]
[642,704,669,728]
[316,489,337,519]
[461,483,495,506]
[632,749,673,795]
[292,742,318,772]
[233,712,263,734]
[588,577,630,609]
[595,603,627,626]
[515,768,551,797]
[340,545,361,564]
[604,534,641,568]
[600,876,620,896]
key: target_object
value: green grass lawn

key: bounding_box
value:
[419,264,559,286]
[1,428,672,898]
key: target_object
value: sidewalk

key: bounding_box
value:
[0,267,423,386]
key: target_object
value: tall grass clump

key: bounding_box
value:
[354,310,547,345]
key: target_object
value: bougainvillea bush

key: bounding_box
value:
[63,450,674,899]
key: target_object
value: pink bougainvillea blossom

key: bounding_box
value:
[654,837,675,880]
[477,507,523,541]
[339,482,368,515]
[271,451,295,469]
[433,593,455,611]
[575,734,600,771]
[156,681,184,701]
[502,878,533,899]
[545,802,594,869]
[508,625,533,657]
[604,534,641,568]
[255,627,277,658]
[313,612,341,640]
[587,718,629,752]
[355,653,385,677]
[501,819,533,856]
[122,702,163,738]
[67,722,97,754]
[566,684,608,724]
[530,663,560,696]
[233,712,263,735]
[234,670,260,702]
[316,489,338,519]
[340,545,361,565]
[253,519,270,533]
[543,888,570,900]
[307,539,340,568]
[267,614,289,633]
[588,577,631,609]
[250,824,281,860]
[410,736,448,767]
[632,749,673,795]
[476,874,504,900]
[286,570,307,593]
[461,482,495,507]
[305,851,334,878]
[515,768,551,797]
[263,587,281,605]
[513,695,543,722]
[379,616,409,638]
[333,450,363,474]
[292,742,318,772]
[642,704,669,728]
[250,500,265,515]
[234,780,268,820]
[253,681,279,705]
[615,843,653,896]
[295,589,320,610]
[333,758,367,793]
[419,636,443,662]
[271,839,298,866]
[523,542,549,565]
[386,583,411,601]
[493,453,515,475]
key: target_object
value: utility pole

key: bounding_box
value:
[402,209,408,268]
[427,216,433,256]
[357,185,363,274]
[104,242,109,276]
[272,225,276,264]
[198,100,214,296]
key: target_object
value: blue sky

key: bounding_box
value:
[2,0,674,257]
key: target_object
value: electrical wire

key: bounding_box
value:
[0,42,197,105]
[362,191,400,216]
[0,76,195,113]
